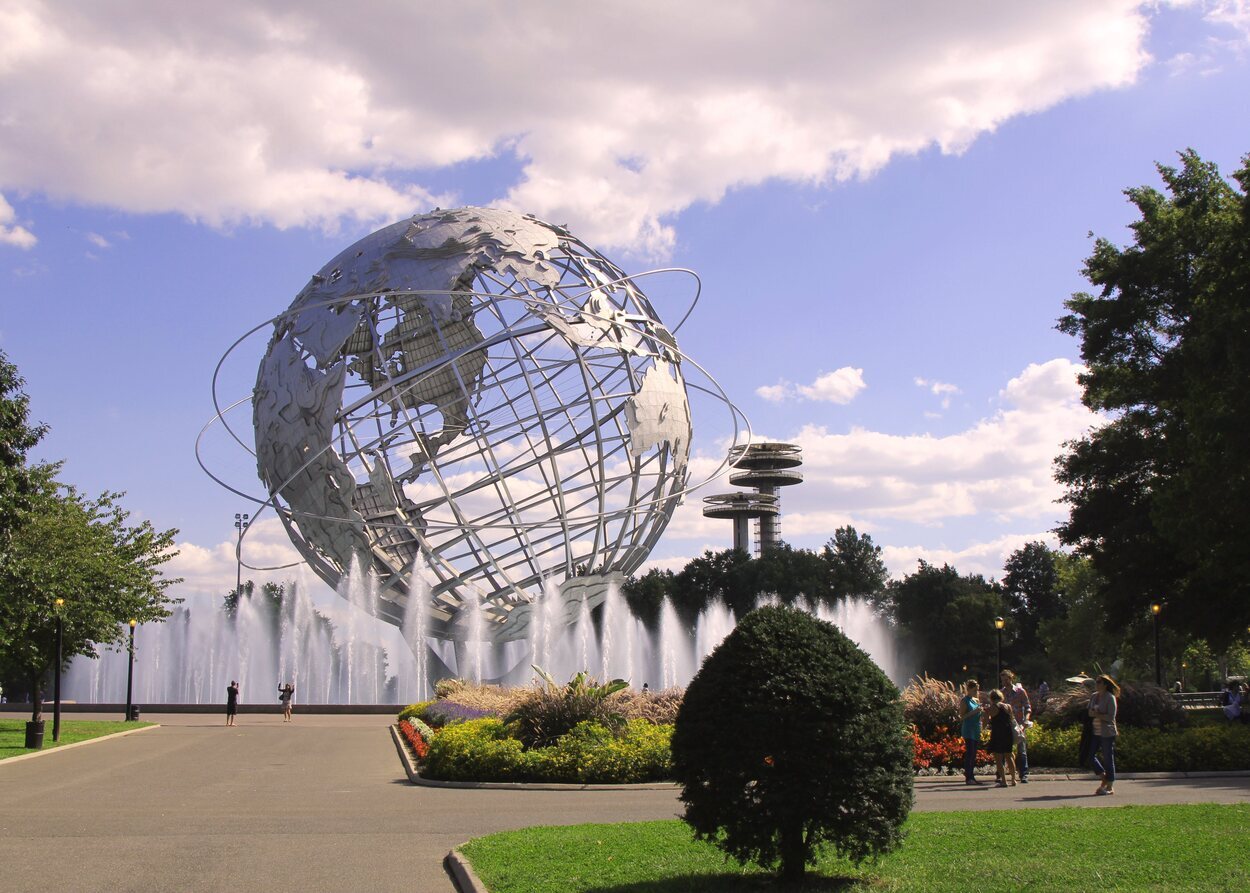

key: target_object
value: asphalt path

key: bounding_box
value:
[2,712,1247,893]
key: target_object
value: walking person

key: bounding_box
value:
[226,680,240,727]
[958,679,984,785]
[986,689,1018,787]
[278,682,296,722]
[1000,669,1032,782]
[1089,674,1120,795]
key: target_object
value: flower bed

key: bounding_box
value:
[394,677,679,784]
[397,718,431,760]
[912,730,992,775]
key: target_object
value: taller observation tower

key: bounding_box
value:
[702,442,803,555]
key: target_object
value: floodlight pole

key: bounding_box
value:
[234,512,250,598]
[53,598,64,742]
[1150,602,1162,687]
[125,619,137,721]
[994,616,1005,677]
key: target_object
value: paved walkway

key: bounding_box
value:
[1,713,1247,893]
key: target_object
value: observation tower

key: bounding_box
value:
[702,442,803,555]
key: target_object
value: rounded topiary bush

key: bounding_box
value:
[672,605,913,883]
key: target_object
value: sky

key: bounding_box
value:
[3,0,1249,607]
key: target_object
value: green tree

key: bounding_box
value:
[752,542,831,606]
[1001,541,1064,656]
[674,548,757,618]
[1056,150,1250,649]
[0,350,57,567]
[621,568,674,631]
[672,606,912,883]
[822,525,889,602]
[1037,552,1119,679]
[0,483,180,723]
[884,561,1005,680]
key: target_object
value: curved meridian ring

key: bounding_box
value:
[198,207,750,642]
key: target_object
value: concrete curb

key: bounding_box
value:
[1,722,160,766]
[445,849,488,893]
[390,724,681,791]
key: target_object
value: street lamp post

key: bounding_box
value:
[1180,661,1187,692]
[125,619,137,721]
[994,616,1005,677]
[1150,602,1162,687]
[53,598,64,742]
[234,512,250,597]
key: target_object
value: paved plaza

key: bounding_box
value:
[2,713,1247,893]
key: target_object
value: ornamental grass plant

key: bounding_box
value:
[901,675,962,740]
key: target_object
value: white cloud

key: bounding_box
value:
[680,359,1099,580]
[783,359,1095,525]
[85,232,111,249]
[0,194,37,249]
[915,376,961,409]
[164,515,305,592]
[755,382,791,403]
[798,368,867,404]
[0,1,1160,253]
[881,532,1062,581]
[757,367,866,404]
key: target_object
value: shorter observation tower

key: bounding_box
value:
[702,442,803,555]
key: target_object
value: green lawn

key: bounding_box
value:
[461,804,1250,892]
[0,718,153,761]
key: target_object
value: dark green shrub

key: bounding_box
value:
[672,605,913,884]
[505,670,628,749]
[1045,681,1186,729]
[1025,723,1250,771]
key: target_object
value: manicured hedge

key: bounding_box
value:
[1025,722,1250,772]
[422,718,673,784]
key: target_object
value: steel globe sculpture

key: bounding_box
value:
[226,207,726,643]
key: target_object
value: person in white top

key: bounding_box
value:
[1089,674,1120,795]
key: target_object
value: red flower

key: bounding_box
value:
[399,719,430,760]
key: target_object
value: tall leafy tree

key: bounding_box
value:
[0,350,56,567]
[822,525,889,602]
[0,484,181,721]
[674,548,758,618]
[1001,541,1064,651]
[753,543,831,606]
[1056,150,1250,648]
[883,561,1004,680]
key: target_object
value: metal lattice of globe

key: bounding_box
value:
[252,208,692,641]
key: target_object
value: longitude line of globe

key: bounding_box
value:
[198,270,750,620]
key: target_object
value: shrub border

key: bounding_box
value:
[389,724,680,791]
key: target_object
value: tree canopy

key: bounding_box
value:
[0,350,56,567]
[1056,150,1250,648]
[0,352,181,719]
[882,561,1004,681]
